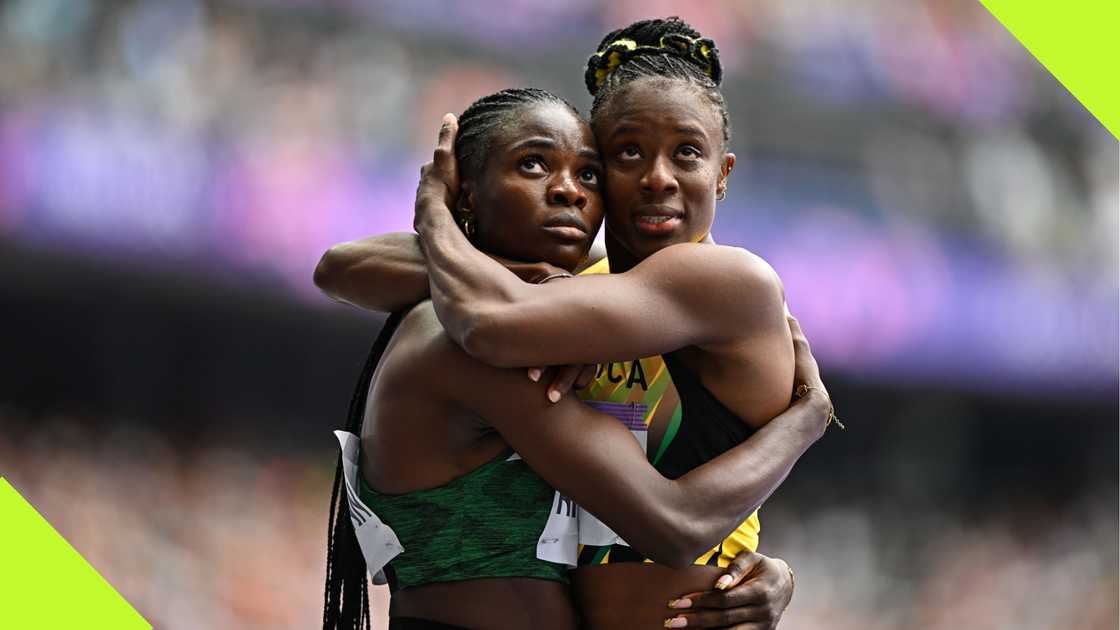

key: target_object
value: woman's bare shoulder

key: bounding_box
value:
[638,243,785,310]
[381,301,486,389]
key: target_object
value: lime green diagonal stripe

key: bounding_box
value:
[978,0,1119,140]
[0,478,150,629]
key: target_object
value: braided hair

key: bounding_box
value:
[323,89,581,629]
[323,312,404,630]
[584,17,730,145]
[455,87,583,181]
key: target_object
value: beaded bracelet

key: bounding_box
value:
[795,384,845,430]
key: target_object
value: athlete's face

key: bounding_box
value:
[463,103,605,272]
[595,79,735,261]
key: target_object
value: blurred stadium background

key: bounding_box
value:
[0,0,1116,628]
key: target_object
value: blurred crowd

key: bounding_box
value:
[1,0,1114,266]
[2,411,1115,629]
[1,412,337,628]
[0,0,1116,390]
[0,2,1116,629]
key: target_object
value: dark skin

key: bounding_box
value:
[317,250,805,630]
[350,104,829,630]
[597,78,735,267]
[406,84,801,629]
[459,118,604,272]
[322,112,827,630]
[414,82,794,435]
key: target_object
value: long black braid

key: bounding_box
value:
[323,311,404,630]
[322,87,581,630]
[584,17,731,145]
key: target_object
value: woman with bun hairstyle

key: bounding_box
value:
[320,85,830,630]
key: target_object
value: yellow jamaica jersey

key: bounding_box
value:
[574,257,761,568]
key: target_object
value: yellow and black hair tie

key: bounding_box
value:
[587,38,638,94]
[660,33,720,81]
[584,33,722,95]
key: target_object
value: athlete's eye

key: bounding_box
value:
[578,168,600,186]
[617,145,642,161]
[519,156,547,173]
[676,145,702,159]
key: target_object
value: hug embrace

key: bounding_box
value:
[315,16,836,630]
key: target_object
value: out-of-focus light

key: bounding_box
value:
[30,109,207,250]
[118,1,205,82]
[2,0,94,46]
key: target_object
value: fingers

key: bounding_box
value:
[786,311,813,363]
[682,583,769,611]
[418,112,458,181]
[715,549,766,591]
[546,365,582,403]
[786,311,806,346]
[418,114,460,207]
[663,603,774,628]
[664,558,792,629]
[528,364,597,400]
[787,313,825,393]
[573,364,598,390]
[436,113,458,150]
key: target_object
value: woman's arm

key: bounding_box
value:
[314,232,576,314]
[424,308,829,569]
[315,229,601,400]
[314,233,431,312]
[415,116,788,368]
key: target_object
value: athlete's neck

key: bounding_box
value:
[604,232,718,274]
[604,231,640,273]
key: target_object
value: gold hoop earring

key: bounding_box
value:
[458,213,476,239]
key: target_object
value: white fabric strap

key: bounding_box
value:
[333,430,404,584]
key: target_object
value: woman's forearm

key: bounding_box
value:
[452,330,829,568]
[667,391,830,560]
[414,192,530,355]
[313,233,430,312]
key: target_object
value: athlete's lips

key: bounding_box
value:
[631,204,683,219]
[631,205,683,235]
[543,213,590,241]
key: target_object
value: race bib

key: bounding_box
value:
[333,430,404,585]
[535,402,649,558]
[535,491,581,567]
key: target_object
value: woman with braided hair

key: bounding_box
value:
[319,84,829,630]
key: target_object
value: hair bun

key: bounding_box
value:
[584,17,722,95]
